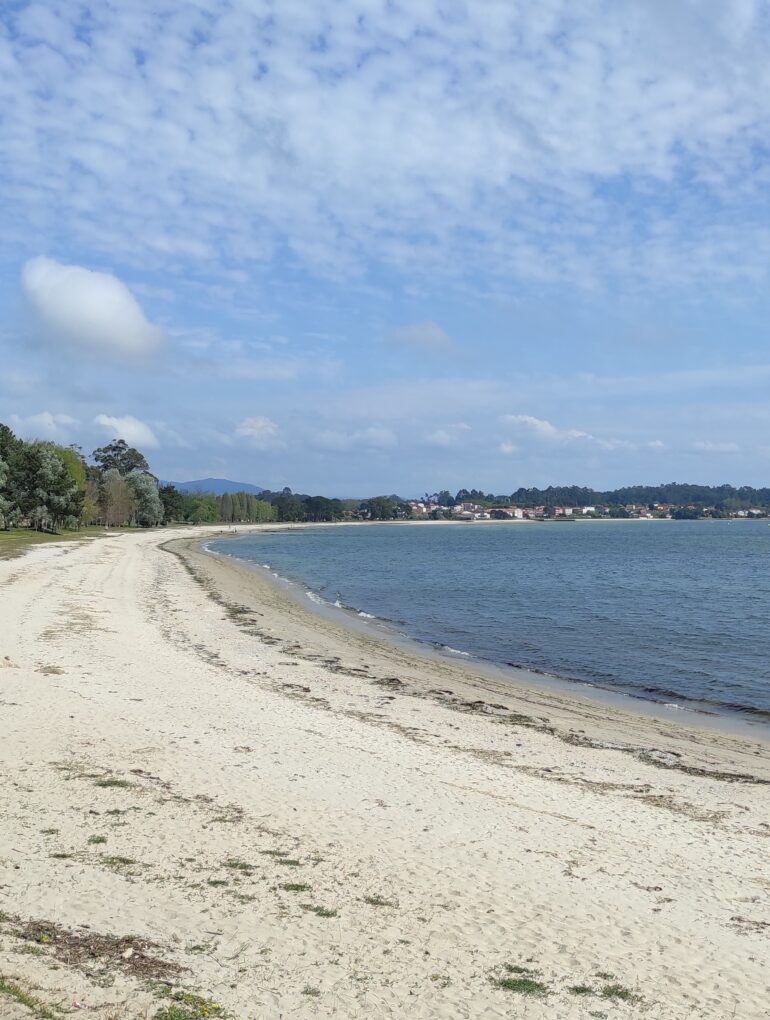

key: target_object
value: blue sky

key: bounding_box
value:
[2,0,770,495]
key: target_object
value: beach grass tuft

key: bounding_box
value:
[493,971,548,996]
[88,834,108,844]
[569,984,595,995]
[0,974,58,1019]
[362,894,396,907]
[300,904,337,918]
[301,986,321,997]
[280,882,311,892]
[601,983,640,1002]
[153,989,227,1019]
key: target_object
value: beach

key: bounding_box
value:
[1,526,769,1019]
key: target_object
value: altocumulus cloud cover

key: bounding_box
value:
[2,1,770,492]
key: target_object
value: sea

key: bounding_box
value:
[208,520,770,726]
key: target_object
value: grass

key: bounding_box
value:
[301,986,321,998]
[49,851,73,860]
[362,894,396,907]
[222,858,254,872]
[0,975,58,1019]
[493,973,548,996]
[0,525,109,560]
[300,904,338,918]
[275,858,302,867]
[601,983,640,1002]
[280,882,311,892]
[93,777,134,789]
[102,855,137,868]
[88,835,108,845]
[569,984,595,996]
[153,990,227,1019]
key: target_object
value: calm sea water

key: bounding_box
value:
[209,521,770,720]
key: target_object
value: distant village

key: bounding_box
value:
[397,501,769,521]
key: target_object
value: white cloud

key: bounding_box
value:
[390,322,452,351]
[313,427,397,452]
[424,423,472,447]
[22,257,164,359]
[10,411,78,442]
[235,416,283,449]
[692,440,740,453]
[500,414,629,451]
[94,414,159,448]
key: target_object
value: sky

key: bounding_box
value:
[2,0,770,496]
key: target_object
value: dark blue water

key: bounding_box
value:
[209,521,770,719]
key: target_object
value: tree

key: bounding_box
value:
[159,484,187,523]
[10,443,82,532]
[102,469,137,526]
[125,472,164,527]
[92,439,150,476]
[220,492,234,523]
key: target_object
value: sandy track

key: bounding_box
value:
[1,527,768,1019]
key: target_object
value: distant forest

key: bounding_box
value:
[447,483,770,511]
[2,420,770,533]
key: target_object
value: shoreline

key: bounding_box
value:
[2,527,769,1019]
[200,525,770,743]
[177,533,770,772]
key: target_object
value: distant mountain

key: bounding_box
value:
[168,477,265,496]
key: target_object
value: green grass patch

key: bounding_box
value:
[601,983,640,1002]
[362,894,396,907]
[0,526,109,561]
[301,986,320,998]
[0,974,58,1019]
[275,858,301,867]
[569,984,595,995]
[300,904,337,918]
[222,858,253,872]
[207,879,229,887]
[280,882,311,892]
[494,976,548,996]
[88,835,107,845]
[102,854,136,867]
[93,777,133,789]
[154,988,227,1019]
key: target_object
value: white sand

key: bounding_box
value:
[1,526,768,1019]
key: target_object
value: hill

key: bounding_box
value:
[169,477,265,496]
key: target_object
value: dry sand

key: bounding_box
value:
[1,525,768,1019]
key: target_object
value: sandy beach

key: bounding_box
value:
[1,526,769,1019]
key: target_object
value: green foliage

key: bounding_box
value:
[92,438,150,475]
[125,471,164,526]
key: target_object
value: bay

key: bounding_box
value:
[209,520,770,720]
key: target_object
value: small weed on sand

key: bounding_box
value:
[493,966,548,996]
[300,904,337,918]
[569,984,595,995]
[93,778,134,789]
[362,894,396,907]
[0,975,58,1019]
[154,989,227,1019]
[301,986,321,998]
[88,835,108,844]
[280,882,311,892]
[601,983,640,1002]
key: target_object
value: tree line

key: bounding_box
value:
[441,483,770,511]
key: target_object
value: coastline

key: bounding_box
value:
[183,533,770,766]
[1,526,769,1019]
[203,524,770,741]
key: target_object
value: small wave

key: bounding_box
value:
[442,645,471,657]
[305,590,326,605]
[358,611,376,619]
